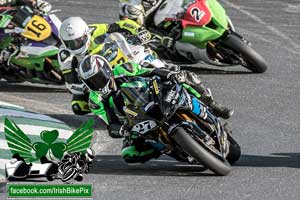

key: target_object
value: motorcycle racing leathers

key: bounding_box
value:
[89,62,210,163]
[58,19,229,119]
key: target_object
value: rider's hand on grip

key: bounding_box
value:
[160,36,174,48]
[137,27,152,44]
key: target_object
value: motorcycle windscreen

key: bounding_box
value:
[99,35,129,66]
[110,32,149,65]
[120,77,150,107]
[21,15,51,41]
[158,82,184,117]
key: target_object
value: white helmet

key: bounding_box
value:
[79,55,114,98]
[59,17,91,55]
[119,0,145,25]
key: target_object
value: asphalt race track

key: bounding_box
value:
[1,0,300,199]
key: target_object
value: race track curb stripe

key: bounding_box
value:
[0,103,73,181]
[0,116,72,130]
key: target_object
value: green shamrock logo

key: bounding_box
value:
[32,130,67,160]
[4,118,94,163]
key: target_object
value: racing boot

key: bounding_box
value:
[121,134,162,164]
[175,70,233,119]
[71,94,91,115]
[182,71,234,119]
[199,88,234,120]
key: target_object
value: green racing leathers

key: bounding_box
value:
[89,62,205,163]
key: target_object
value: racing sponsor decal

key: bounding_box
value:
[183,32,195,37]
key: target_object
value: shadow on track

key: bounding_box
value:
[90,155,215,177]
[235,153,300,168]
[45,114,106,130]
[0,81,66,93]
[180,65,253,75]
[49,114,106,129]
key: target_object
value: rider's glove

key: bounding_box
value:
[164,63,181,71]
[36,0,52,13]
[160,36,174,48]
[137,27,152,44]
[152,34,174,48]
[67,83,88,95]
[4,27,24,34]
[166,71,180,80]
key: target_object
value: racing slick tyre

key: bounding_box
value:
[172,127,231,176]
[221,34,268,73]
[226,134,241,165]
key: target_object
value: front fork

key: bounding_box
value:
[207,29,251,66]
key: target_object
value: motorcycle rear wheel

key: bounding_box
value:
[221,34,268,73]
[172,127,231,176]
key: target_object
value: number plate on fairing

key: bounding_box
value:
[21,15,51,41]
[131,120,157,134]
[182,0,212,27]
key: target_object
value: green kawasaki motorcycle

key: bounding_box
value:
[0,6,63,84]
[146,0,268,73]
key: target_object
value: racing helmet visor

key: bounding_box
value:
[82,59,112,91]
[63,34,89,51]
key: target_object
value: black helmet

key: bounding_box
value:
[79,55,114,97]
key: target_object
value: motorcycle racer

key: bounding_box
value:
[79,55,228,163]
[59,17,233,120]
[0,0,52,63]
[119,0,176,48]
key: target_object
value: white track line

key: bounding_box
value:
[221,0,300,51]
[0,101,24,110]
[0,93,71,114]
[238,27,300,56]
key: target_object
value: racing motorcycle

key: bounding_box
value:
[94,32,165,69]
[0,5,63,84]
[144,0,268,73]
[120,75,241,175]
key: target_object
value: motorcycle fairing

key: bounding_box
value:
[179,0,228,48]
[21,15,52,41]
[17,45,58,57]
[46,14,61,38]
[182,0,212,28]
[11,45,58,71]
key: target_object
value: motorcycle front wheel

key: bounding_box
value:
[221,33,268,73]
[172,127,231,176]
[226,134,241,165]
